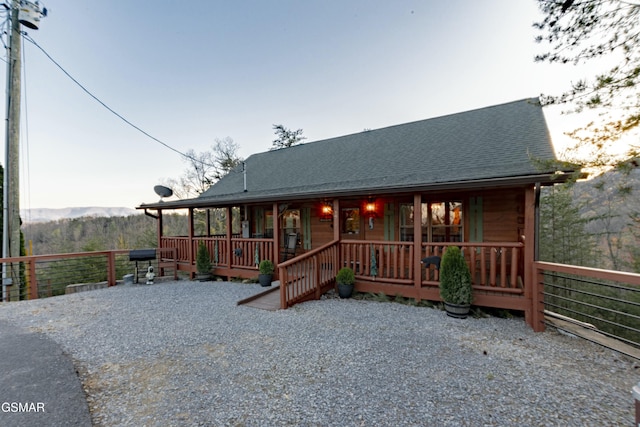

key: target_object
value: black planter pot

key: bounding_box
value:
[258,273,273,287]
[337,283,354,298]
[196,273,210,282]
[444,302,471,319]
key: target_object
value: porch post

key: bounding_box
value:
[157,209,163,248]
[226,206,233,269]
[413,194,422,300]
[28,259,37,300]
[333,199,340,241]
[333,199,341,275]
[188,208,195,278]
[524,185,544,331]
[273,203,280,264]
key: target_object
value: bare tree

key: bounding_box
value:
[163,137,242,199]
[212,137,242,180]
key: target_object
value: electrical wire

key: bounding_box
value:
[21,33,217,168]
[21,32,32,225]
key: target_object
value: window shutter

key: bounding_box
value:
[469,197,483,242]
[302,207,312,250]
[384,203,395,241]
[254,208,264,236]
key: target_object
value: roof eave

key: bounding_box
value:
[136,172,573,211]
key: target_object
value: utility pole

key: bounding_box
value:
[2,1,46,301]
[2,1,21,301]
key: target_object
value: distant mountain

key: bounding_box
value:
[21,207,141,223]
[572,167,640,234]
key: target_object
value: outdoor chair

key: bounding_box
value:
[282,233,298,261]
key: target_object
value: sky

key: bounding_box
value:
[0,0,617,211]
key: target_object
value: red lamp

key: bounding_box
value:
[320,203,333,221]
[364,200,377,218]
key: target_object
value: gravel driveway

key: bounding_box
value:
[0,280,637,426]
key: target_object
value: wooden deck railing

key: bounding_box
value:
[278,240,339,308]
[341,240,415,285]
[161,236,275,273]
[422,242,524,291]
[339,240,524,290]
[161,237,190,262]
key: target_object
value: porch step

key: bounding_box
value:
[237,281,281,311]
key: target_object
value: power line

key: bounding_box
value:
[21,32,32,224]
[21,33,216,167]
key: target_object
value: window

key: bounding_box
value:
[399,201,462,242]
[430,201,462,242]
[281,209,300,241]
[399,203,427,241]
[342,208,360,234]
[264,210,274,238]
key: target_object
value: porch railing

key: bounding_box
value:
[277,240,525,313]
[422,242,524,292]
[161,236,275,273]
[339,240,524,291]
[341,239,415,285]
[161,237,190,262]
[278,240,339,308]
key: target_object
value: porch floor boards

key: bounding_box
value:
[238,281,281,311]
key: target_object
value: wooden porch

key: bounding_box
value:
[154,190,539,328]
[274,239,534,324]
[160,233,534,327]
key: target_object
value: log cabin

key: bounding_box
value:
[138,98,576,330]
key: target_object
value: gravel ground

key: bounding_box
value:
[0,280,638,426]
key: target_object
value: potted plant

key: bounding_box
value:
[439,246,473,318]
[336,267,355,298]
[195,241,212,281]
[258,260,274,287]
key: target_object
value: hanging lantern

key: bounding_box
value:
[364,200,377,218]
[320,203,333,222]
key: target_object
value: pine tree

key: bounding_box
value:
[539,184,599,266]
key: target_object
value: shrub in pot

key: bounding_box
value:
[336,267,355,298]
[258,260,274,287]
[196,242,212,281]
[439,246,472,318]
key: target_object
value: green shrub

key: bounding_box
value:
[336,267,355,285]
[196,242,212,274]
[259,260,274,275]
[439,246,472,305]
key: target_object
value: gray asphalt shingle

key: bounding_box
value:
[191,98,558,205]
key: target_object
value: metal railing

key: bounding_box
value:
[0,248,177,301]
[535,261,640,348]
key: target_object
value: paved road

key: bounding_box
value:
[0,320,91,426]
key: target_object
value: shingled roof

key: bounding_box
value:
[141,98,564,209]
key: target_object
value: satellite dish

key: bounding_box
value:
[154,185,173,201]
